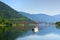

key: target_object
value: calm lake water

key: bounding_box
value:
[16,24,60,40]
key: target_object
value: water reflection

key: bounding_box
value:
[16,33,60,40]
[16,25,60,40]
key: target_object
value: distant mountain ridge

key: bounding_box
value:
[53,14,60,22]
[19,12,57,23]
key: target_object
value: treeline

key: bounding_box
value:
[0,18,28,40]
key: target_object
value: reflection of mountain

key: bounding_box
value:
[16,27,60,40]
[19,12,57,23]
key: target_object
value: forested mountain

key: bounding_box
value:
[0,1,35,40]
[0,1,33,22]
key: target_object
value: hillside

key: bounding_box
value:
[0,1,33,22]
[0,1,35,40]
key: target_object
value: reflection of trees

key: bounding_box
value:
[15,21,38,31]
[35,21,56,28]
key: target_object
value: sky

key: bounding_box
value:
[0,0,60,16]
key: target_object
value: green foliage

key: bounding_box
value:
[0,1,35,40]
[55,22,60,29]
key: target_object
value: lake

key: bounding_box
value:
[16,24,60,40]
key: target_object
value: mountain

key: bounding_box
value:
[53,14,60,22]
[0,1,34,22]
[19,12,57,23]
[0,1,35,40]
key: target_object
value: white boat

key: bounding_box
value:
[33,27,38,33]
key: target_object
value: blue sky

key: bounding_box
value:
[0,0,60,16]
